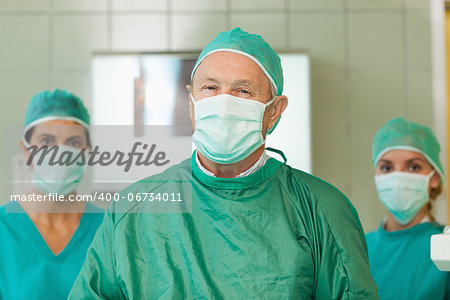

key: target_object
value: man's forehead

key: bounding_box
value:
[196,77,259,88]
[193,52,270,86]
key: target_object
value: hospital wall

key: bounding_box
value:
[0,0,438,231]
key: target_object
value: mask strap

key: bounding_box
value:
[266,147,287,164]
[265,95,279,134]
[264,95,277,107]
[189,92,195,104]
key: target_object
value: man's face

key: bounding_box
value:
[188,51,273,133]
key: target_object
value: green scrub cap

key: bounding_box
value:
[191,27,284,96]
[372,118,445,179]
[24,89,90,134]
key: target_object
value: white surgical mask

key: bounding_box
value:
[30,145,86,195]
[375,171,435,225]
[191,93,275,164]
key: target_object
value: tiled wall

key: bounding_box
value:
[0,0,437,231]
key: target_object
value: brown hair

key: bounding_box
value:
[427,183,443,222]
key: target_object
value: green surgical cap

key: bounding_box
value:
[372,118,444,179]
[24,89,90,132]
[191,27,284,96]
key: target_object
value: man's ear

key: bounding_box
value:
[268,95,288,130]
[189,98,194,122]
[187,84,196,130]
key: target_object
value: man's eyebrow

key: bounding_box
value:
[198,77,220,84]
[231,79,255,86]
[198,78,255,85]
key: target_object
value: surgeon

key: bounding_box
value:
[0,90,104,299]
[366,118,450,299]
[69,28,378,299]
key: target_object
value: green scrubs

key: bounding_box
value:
[366,222,450,300]
[0,201,104,300]
[69,153,378,299]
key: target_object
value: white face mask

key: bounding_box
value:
[191,93,275,164]
[30,145,86,195]
[375,171,435,225]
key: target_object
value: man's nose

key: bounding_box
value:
[219,86,233,95]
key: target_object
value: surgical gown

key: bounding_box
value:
[366,222,450,300]
[69,153,378,299]
[0,201,104,300]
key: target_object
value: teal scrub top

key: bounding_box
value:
[366,222,450,300]
[0,201,104,300]
[70,153,379,299]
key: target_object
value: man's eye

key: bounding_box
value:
[205,86,216,90]
[239,89,249,94]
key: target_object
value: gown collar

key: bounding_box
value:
[191,150,283,190]
[195,151,270,178]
